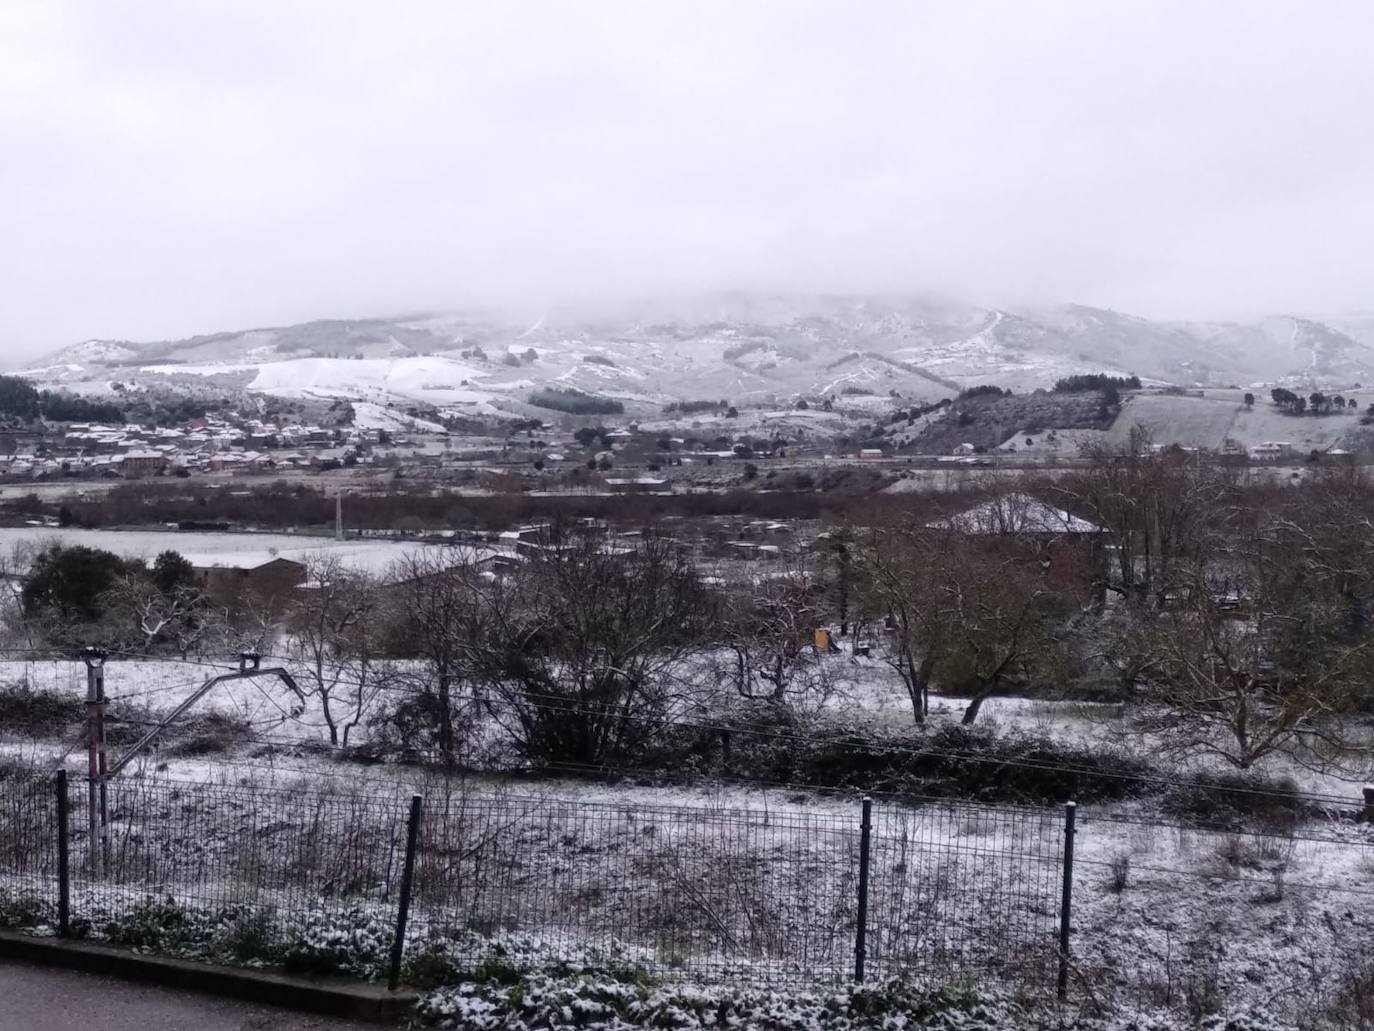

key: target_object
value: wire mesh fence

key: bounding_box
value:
[87,776,412,924]
[0,767,1075,989]
[3,765,1372,1008]
[412,791,868,983]
[866,799,1066,990]
[0,765,59,926]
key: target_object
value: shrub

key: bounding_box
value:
[213,908,284,965]
[1107,852,1131,893]
[163,712,254,757]
[403,930,653,991]
[0,681,85,736]
[0,888,51,930]
[415,976,1033,1031]
[657,718,1154,805]
[104,896,199,953]
[1160,770,1306,831]
[413,974,1302,1030]
[281,905,393,977]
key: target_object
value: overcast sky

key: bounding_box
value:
[3,1,1374,357]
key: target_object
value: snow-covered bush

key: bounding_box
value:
[0,887,51,930]
[403,929,654,989]
[414,977,1032,1031]
[280,903,393,977]
[414,975,1309,1030]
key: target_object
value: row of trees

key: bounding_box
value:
[1270,386,1357,415]
[0,374,125,425]
[1052,374,1141,393]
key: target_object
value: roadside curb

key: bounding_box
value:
[0,931,417,1025]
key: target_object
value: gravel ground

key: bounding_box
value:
[0,961,381,1030]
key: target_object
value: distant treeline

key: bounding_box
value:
[527,388,625,415]
[1053,374,1141,393]
[663,400,730,414]
[0,375,124,424]
[955,385,1012,401]
[13,476,995,534]
[1271,387,1356,416]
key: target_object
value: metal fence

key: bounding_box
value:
[3,764,1370,1008]
[0,765,1075,992]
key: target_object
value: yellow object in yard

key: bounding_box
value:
[814,627,831,652]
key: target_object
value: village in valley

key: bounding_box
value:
[4,361,1374,1030]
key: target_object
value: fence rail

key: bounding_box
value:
[2,764,1370,1007]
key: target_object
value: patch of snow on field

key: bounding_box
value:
[349,400,446,433]
[248,356,492,405]
[0,527,458,577]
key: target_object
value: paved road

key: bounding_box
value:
[0,962,380,1030]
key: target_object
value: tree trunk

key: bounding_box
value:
[437,669,454,765]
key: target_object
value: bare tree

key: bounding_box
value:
[1132,507,1374,771]
[102,573,211,657]
[854,526,952,724]
[1054,429,1237,606]
[0,542,38,649]
[938,540,1059,724]
[712,555,832,710]
[286,553,384,746]
[473,528,710,766]
[381,547,493,765]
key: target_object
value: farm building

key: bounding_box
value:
[118,451,167,478]
[180,552,307,605]
[1248,441,1293,460]
[930,493,1104,599]
[928,493,1102,537]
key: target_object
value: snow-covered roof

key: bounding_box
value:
[929,493,1102,536]
[181,551,304,571]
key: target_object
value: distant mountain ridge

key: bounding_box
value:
[16,296,1374,418]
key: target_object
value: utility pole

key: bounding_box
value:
[81,647,109,874]
[335,491,344,541]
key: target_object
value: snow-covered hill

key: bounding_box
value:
[16,297,1374,418]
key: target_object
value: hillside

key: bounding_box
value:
[14,296,1374,425]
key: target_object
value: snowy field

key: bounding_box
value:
[5,647,1374,1017]
[0,526,451,577]
[1109,391,1368,452]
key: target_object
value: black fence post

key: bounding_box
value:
[1057,800,1077,999]
[387,794,423,992]
[55,769,69,939]
[854,796,873,983]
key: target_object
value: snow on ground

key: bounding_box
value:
[247,356,493,405]
[138,362,261,376]
[9,715,1371,1016]
[0,526,462,577]
[996,427,1109,455]
[1108,390,1369,452]
[349,400,447,433]
[7,647,1374,1013]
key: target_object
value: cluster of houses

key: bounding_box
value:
[0,417,397,481]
